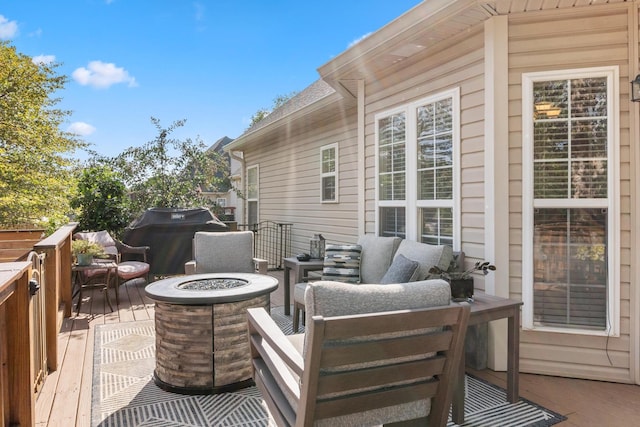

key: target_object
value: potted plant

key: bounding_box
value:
[429,258,496,301]
[72,240,106,266]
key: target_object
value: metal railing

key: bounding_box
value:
[239,221,292,270]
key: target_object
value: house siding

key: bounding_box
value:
[507,4,633,382]
[233,0,638,384]
[243,105,359,254]
[363,27,487,260]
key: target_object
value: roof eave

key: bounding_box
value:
[224,91,342,152]
[317,0,494,82]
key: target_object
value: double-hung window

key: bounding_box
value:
[320,143,338,202]
[246,165,259,225]
[522,67,619,335]
[376,88,460,246]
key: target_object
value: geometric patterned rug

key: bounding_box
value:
[91,307,566,427]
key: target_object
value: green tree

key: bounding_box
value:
[0,41,86,230]
[70,165,130,236]
[94,117,229,217]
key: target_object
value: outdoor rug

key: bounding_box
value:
[92,306,566,427]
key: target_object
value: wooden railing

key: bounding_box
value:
[0,223,77,427]
[0,261,34,426]
[33,223,76,371]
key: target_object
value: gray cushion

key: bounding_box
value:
[303,279,451,426]
[193,231,255,273]
[380,254,420,284]
[394,240,453,281]
[357,235,402,283]
[321,244,362,283]
[304,279,451,320]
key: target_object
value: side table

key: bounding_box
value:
[72,260,118,314]
[282,257,324,315]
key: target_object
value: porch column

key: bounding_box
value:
[484,15,510,371]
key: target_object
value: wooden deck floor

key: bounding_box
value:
[35,270,640,426]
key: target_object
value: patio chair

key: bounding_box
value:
[184,231,268,274]
[247,280,470,427]
[73,231,151,305]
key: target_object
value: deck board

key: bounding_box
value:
[35,270,640,426]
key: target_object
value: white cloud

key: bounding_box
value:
[32,54,55,65]
[72,60,137,89]
[67,122,96,136]
[194,2,205,21]
[348,32,372,48]
[0,15,18,39]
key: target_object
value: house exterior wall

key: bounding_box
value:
[507,3,634,383]
[242,105,359,254]
[233,0,638,384]
[362,27,487,265]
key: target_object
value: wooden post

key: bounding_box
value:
[1,262,34,427]
[34,223,77,372]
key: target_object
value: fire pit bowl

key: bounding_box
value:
[145,272,278,394]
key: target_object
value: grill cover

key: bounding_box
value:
[122,207,228,275]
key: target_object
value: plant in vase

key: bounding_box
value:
[72,240,106,266]
[429,258,496,301]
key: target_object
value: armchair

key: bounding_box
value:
[73,231,151,305]
[184,231,267,275]
[248,280,470,426]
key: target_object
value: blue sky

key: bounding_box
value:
[1,0,421,159]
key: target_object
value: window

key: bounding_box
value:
[246,165,259,225]
[522,67,619,335]
[375,89,459,246]
[320,143,338,202]
[216,198,227,207]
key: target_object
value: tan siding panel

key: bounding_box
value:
[508,5,632,381]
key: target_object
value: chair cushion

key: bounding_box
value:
[380,254,420,284]
[357,235,402,283]
[193,231,255,273]
[321,244,362,283]
[304,280,451,320]
[117,261,150,281]
[74,230,117,249]
[303,280,451,426]
[394,240,453,281]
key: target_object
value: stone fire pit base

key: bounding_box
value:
[145,273,278,395]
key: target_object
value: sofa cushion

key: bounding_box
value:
[394,240,453,281]
[321,244,362,283]
[380,254,420,284]
[357,235,402,283]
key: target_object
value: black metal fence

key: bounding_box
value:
[239,221,292,270]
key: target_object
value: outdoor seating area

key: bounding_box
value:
[1,226,639,426]
[25,265,640,426]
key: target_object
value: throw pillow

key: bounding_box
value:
[380,254,420,284]
[321,244,362,283]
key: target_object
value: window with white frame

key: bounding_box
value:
[376,89,459,246]
[246,165,259,225]
[522,67,619,335]
[216,198,227,207]
[320,143,338,202]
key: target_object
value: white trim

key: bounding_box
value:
[521,66,620,337]
[374,88,461,248]
[357,79,366,236]
[320,143,339,203]
[630,0,640,387]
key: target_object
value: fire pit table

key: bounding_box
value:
[145,272,278,394]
